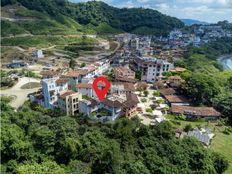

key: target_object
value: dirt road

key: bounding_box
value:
[0,77,41,108]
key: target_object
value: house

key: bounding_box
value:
[79,99,99,116]
[164,95,190,106]
[187,128,215,146]
[167,76,183,88]
[76,83,93,97]
[57,91,82,116]
[171,105,221,120]
[7,60,27,68]
[101,98,123,120]
[134,82,148,91]
[32,49,44,58]
[111,82,135,95]
[160,88,176,96]
[170,67,186,73]
[113,66,137,83]
[41,71,68,109]
[29,89,44,106]
[130,57,174,82]
[121,93,139,119]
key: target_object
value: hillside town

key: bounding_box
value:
[1,23,230,149]
[1,0,232,173]
[24,25,227,126]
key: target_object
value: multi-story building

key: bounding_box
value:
[130,57,174,82]
[41,71,69,109]
[57,91,82,116]
[113,66,137,83]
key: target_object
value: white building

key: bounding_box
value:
[41,71,68,108]
[32,49,44,58]
[130,57,174,82]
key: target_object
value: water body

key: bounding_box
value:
[218,55,232,71]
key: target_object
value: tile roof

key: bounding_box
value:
[168,76,182,81]
[170,67,187,73]
[160,88,176,95]
[171,105,221,117]
[76,83,92,89]
[59,91,76,99]
[164,95,189,103]
[102,99,122,108]
[122,93,139,108]
[56,78,68,84]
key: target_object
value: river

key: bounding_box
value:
[218,55,232,71]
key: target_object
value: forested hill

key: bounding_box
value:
[1,0,184,35]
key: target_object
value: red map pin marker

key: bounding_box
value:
[92,76,111,102]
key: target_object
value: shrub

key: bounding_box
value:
[153,91,160,96]
[184,124,193,132]
[146,108,152,113]
[141,98,147,103]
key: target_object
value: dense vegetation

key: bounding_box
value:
[1,0,184,36]
[176,38,232,124]
[0,70,15,88]
[1,99,228,174]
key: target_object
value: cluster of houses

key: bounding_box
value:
[156,72,221,120]
[114,24,232,66]
[28,25,226,124]
[30,60,143,121]
[29,62,222,124]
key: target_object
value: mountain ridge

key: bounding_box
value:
[181,19,209,26]
[1,0,184,36]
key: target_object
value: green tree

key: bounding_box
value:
[16,161,65,174]
[69,58,76,70]
[183,73,221,104]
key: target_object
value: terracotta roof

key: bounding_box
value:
[170,67,187,73]
[59,91,76,99]
[123,93,139,108]
[76,81,106,89]
[113,67,135,78]
[102,99,122,108]
[160,88,176,95]
[135,82,148,90]
[168,76,182,81]
[56,78,68,84]
[171,105,221,117]
[124,83,135,91]
[112,82,135,91]
[115,77,138,83]
[76,83,92,89]
[164,95,189,103]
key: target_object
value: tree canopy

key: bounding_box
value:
[0,99,229,174]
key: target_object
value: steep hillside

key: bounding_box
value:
[1,0,184,36]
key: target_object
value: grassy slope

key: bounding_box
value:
[1,6,84,36]
[211,130,232,174]
[1,36,97,48]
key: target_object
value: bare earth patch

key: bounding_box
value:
[20,82,41,89]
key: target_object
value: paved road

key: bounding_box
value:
[0,77,41,108]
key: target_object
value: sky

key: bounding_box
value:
[70,0,232,23]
